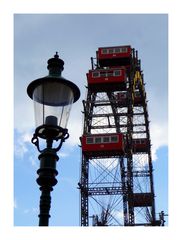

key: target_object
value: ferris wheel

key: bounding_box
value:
[78,45,164,226]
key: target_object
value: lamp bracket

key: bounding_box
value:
[31,125,69,153]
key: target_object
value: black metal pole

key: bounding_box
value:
[36,147,59,226]
[38,186,52,226]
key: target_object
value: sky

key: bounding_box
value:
[14,14,168,227]
[1,0,182,239]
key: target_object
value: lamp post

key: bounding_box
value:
[27,52,80,226]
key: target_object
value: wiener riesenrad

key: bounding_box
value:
[78,45,165,226]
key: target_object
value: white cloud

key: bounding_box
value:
[150,121,168,161]
[28,155,38,168]
[21,132,32,143]
[23,207,38,215]
[14,135,29,159]
[66,103,83,146]
[14,130,39,169]
[133,154,149,169]
[57,152,70,158]
[113,210,124,222]
[14,130,33,158]
[90,158,119,171]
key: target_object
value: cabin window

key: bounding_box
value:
[100,71,119,77]
[101,47,128,54]
[107,71,113,77]
[86,137,94,144]
[134,90,140,97]
[114,48,120,53]
[92,72,100,78]
[141,139,146,144]
[100,72,106,77]
[114,70,121,76]
[102,49,107,54]
[120,47,128,53]
[100,71,113,77]
[111,136,118,143]
[103,137,110,143]
[95,137,101,143]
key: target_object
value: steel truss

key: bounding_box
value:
[79,46,160,226]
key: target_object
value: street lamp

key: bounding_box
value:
[27,52,80,226]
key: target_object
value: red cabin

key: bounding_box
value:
[81,133,125,157]
[115,91,143,106]
[115,92,127,105]
[87,68,126,91]
[97,45,131,68]
[133,138,149,153]
[134,91,143,105]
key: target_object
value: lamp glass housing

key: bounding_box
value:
[33,79,74,129]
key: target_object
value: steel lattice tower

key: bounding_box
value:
[78,45,161,226]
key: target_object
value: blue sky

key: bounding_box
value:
[14,14,168,226]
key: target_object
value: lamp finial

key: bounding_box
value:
[54,52,59,59]
[47,52,64,75]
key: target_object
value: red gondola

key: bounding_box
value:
[97,45,131,68]
[115,92,127,105]
[134,91,143,105]
[133,138,149,153]
[86,67,126,91]
[115,91,143,106]
[81,133,125,157]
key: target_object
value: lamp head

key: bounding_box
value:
[27,52,80,140]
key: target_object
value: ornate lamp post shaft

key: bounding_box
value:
[37,148,58,226]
